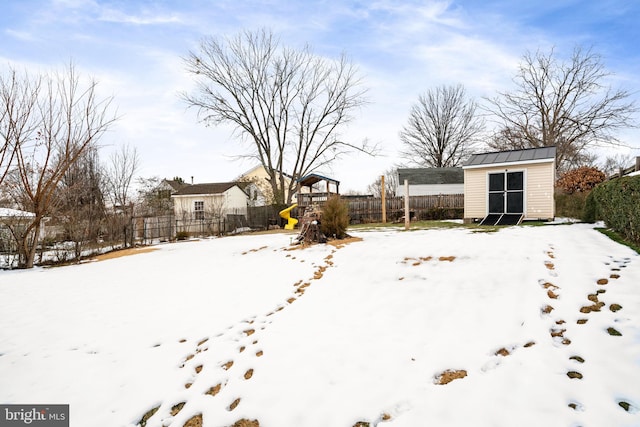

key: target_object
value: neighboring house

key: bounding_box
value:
[237,165,296,204]
[396,168,464,196]
[172,182,251,235]
[237,164,322,205]
[463,147,556,225]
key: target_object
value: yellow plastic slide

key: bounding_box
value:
[279,203,298,230]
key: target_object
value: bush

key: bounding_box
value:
[321,195,350,239]
[589,176,640,244]
[582,191,597,223]
[555,191,589,219]
[556,167,606,194]
[175,231,190,241]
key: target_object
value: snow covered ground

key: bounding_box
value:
[1,223,639,427]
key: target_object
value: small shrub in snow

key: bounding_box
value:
[321,195,349,239]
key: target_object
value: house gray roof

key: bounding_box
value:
[397,167,463,185]
[172,182,240,196]
[463,146,556,168]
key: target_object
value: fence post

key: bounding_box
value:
[381,175,387,223]
[404,179,410,230]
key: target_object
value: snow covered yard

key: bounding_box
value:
[1,223,639,427]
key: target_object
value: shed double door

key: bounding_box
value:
[488,171,524,214]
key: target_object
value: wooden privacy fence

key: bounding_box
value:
[347,194,464,224]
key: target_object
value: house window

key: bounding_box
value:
[194,201,204,220]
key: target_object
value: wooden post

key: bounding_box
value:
[381,175,387,223]
[404,179,410,230]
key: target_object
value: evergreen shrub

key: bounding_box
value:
[321,195,349,239]
[588,176,640,245]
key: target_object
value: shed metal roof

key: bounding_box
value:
[463,146,556,168]
[397,167,463,185]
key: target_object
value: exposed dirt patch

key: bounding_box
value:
[171,402,185,416]
[241,246,268,255]
[326,236,363,249]
[222,360,234,370]
[184,414,203,427]
[244,329,255,337]
[544,261,555,270]
[547,289,559,299]
[610,273,621,279]
[567,371,583,380]
[229,398,241,411]
[495,347,510,357]
[231,420,260,427]
[570,355,585,363]
[610,303,623,312]
[577,319,588,324]
[206,383,222,396]
[618,401,633,412]
[597,278,609,285]
[195,365,203,374]
[438,256,456,262]
[92,246,158,262]
[244,369,254,380]
[256,350,264,357]
[138,406,159,427]
[435,369,467,385]
[541,305,554,314]
[580,302,604,313]
[524,341,536,348]
[607,327,622,336]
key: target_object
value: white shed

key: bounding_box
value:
[463,147,556,225]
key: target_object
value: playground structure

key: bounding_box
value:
[279,204,298,230]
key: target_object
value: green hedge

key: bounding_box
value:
[585,176,640,245]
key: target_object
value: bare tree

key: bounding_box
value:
[57,146,106,261]
[600,153,637,177]
[399,84,483,168]
[104,142,140,208]
[0,69,40,187]
[182,28,373,205]
[485,46,638,172]
[367,167,399,197]
[0,64,117,268]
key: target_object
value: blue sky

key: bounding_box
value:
[1,0,639,192]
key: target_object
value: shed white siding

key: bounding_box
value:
[464,162,555,221]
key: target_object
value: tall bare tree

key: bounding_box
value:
[104,142,140,209]
[182,28,372,205]
[399,84,483,168]
[0,64,117,268]
[485,46,638,172]
[57,146,106,261]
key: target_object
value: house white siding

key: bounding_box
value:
[173,185,249,235]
